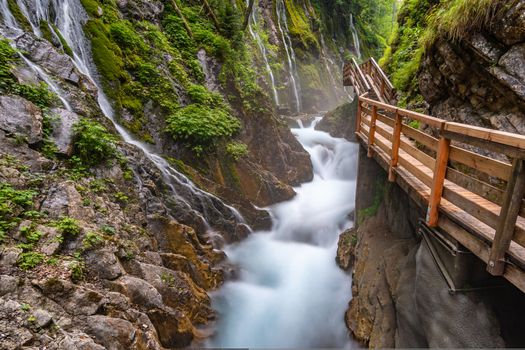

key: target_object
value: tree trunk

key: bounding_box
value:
[170,0,193,38]
[202,0,221,31]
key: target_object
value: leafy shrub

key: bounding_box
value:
[186,84,225,107]
[18,252,45,270]
[226,142,248,160]
[54,217,81,237]
[69,257,85,282]
[165,104,240,150]
[73,119,117,166]
[0,183,36,243]
[0,39,56,108]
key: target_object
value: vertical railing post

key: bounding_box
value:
[367,105,378,158]
[389,109,402,182]
[356,98,362,134]
[426,128,450,227]
[487,158,525,276]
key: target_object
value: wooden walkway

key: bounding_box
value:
[344,58,525,293]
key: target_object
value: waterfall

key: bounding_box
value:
[0,0,17,28]
[276,0,302,113]
[0,0,245,234]
[349,14,361,60]
[209,118,358,348]
[246,0,280,106]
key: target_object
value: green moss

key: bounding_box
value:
[50,24,74,57]
[39,21,54,43]
[282,0,318,51]
[7,0,32,32]
[84,20,125,84]
[79,0,100,17]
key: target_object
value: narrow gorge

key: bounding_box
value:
[1,0,525,349]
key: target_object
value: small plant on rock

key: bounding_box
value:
[54,217,81,237]
[18,252,45,270]
[72,119,117,167]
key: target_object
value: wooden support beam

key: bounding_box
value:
[356,99,362,134]
[368,105,378,158]
[427,135,451,227]
[487,158,525,275]
[389,110,402,182]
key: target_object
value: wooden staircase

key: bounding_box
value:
[344,58,525,293]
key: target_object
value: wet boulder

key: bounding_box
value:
[49,108,80,156]
[0,95,42,144]
[16,33,82,87]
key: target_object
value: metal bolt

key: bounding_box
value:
[489,261,495,267]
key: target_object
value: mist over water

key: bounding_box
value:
[210,118,359,348]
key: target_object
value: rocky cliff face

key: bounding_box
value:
[419,1,525,135]
[383,0,525,137]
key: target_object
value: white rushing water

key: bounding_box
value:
[276,0,302,113]
[246,0,280,106]
[210,118,359,348]
[349,14,362,60]
[0,0,243,231]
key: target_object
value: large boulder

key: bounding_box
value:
[0,95,42,144]
[111,275,163,309]
[49,108,80,155]
[86,315,136,350]
[15,33,91,90]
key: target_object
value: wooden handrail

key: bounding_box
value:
[345,57,525,281]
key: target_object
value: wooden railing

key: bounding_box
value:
[346,59,525,287]
[343,58,371,97]
[361,58,396,103]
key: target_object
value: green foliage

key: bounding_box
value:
[18,252,45,270]
[50,23,74,57]
[110,20,147,52]
[69,255,85,282]
[100,224,115,235]
[420,0,501,48]
[20,224,42,245]
[166,104,240,151]
[83,231,103,249]
[0,39,57,109]
[113,191,129,204]
[72,118,117,166]
[6,0,31,32]
[0,183,36,244]
[54,217,81,237]
[226,142,248,160]
[84,20,125,83]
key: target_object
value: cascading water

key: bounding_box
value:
[246,0,280,106]
[349,14,362,60]
[276,0,302,113]
[0,0,244,234]
[209,118,358,348]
